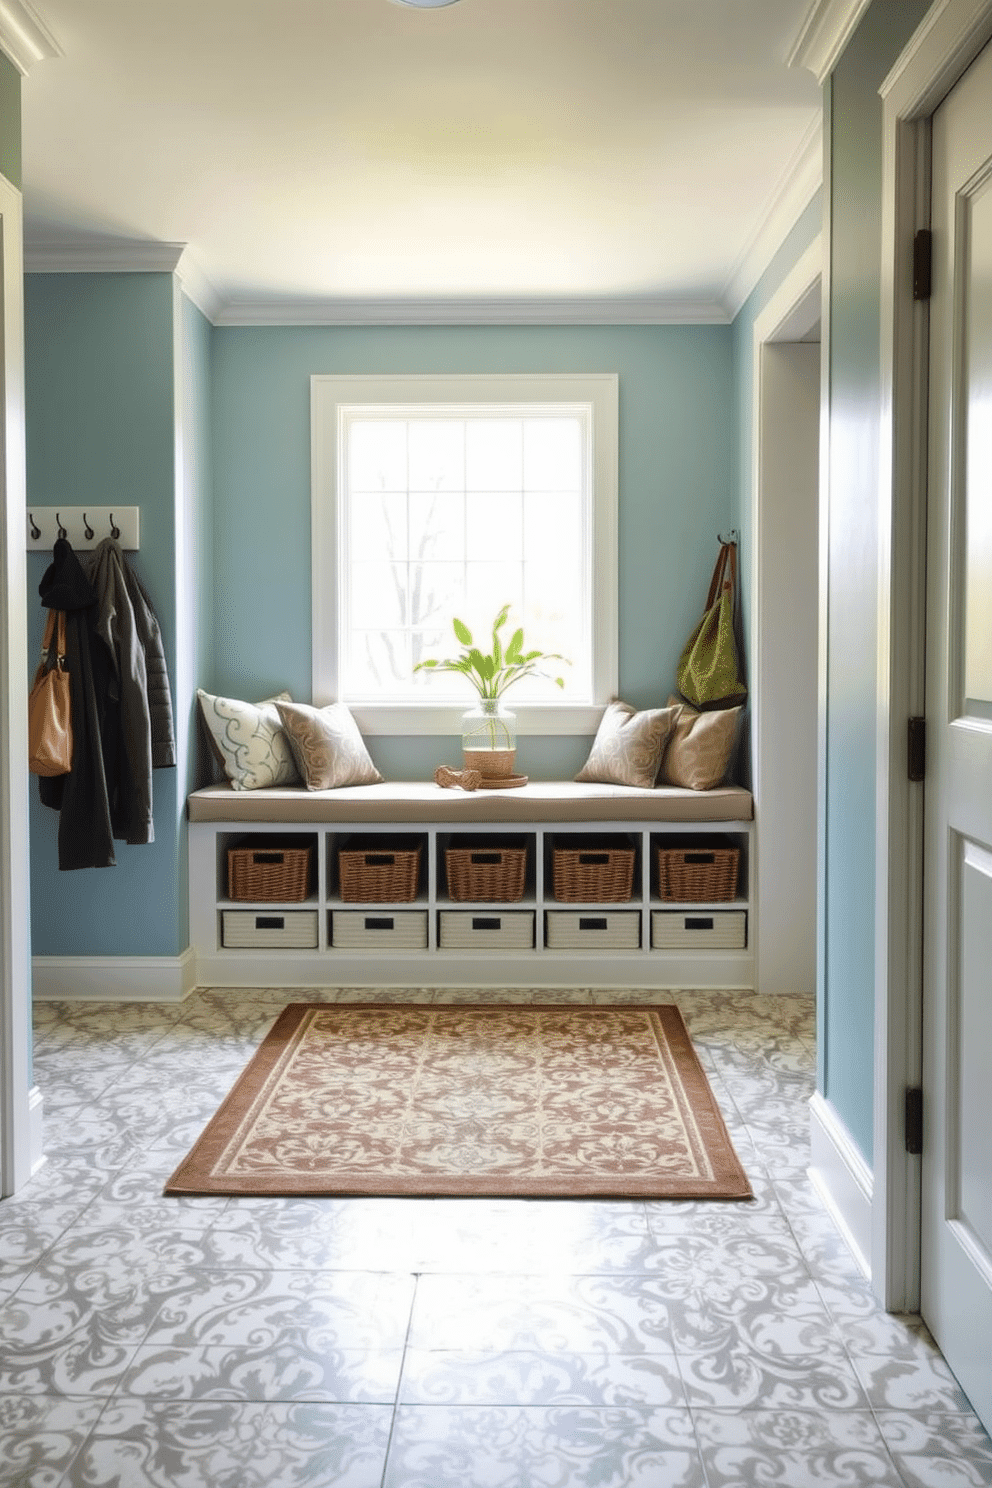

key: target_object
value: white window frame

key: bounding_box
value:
[311,372,618,735]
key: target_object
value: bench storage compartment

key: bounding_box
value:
[439,911,535,950]
[222,909,319,949]
[331,911,428,950]
[545,910,641,950]
[651,909,747,950]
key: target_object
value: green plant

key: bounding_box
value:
[414,604,569,699]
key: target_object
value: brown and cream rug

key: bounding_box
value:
[165,1003,752,1200]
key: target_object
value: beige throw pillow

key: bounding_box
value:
[275,700,383,790]
[197,688,301,791]
[576,699,681,789]
[660,695,743,791]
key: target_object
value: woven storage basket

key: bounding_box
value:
[551,844,635,903]
[656,844,740,902]
[338,845,421,903]
[445,844,528,902]
[228,845,312,903]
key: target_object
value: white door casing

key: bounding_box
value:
[921,34,992,1433]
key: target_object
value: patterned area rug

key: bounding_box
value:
[165,1003,752,1199]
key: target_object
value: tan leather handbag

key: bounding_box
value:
[29,609,73,776]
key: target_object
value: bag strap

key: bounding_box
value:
[704,543,731,609]
[55,610,67,664]
[40,609,68,668]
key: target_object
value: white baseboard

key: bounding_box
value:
[29,1085,45,1175]
[808,1090,873,1279]
[32,948,197,1002]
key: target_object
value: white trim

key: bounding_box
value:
[215,296,730,328]
[809,1091,874,1279]
[28,1085,44,1175]
[874,0,992,1313]
[788,0,873,83]
[0,0,60,75]
[0,174,32,1197]
[173,249,223,325]
[31,950,198,1003]
[722,119,823,317]
[23,239,188,275]
[311,372,619,731]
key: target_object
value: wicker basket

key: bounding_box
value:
[445,844,528,902]
[227,845,312,903]
[656,843,740,903]
[551,843,635,903]
[338,845,421,903]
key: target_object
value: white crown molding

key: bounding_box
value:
[173,248,223,323]
[213,295,731,327]
[23,238,188,274]
[720,115,823,317]
[788,0,872,82]
[0,0,60,75]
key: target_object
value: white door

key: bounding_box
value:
[923,35,992,1433]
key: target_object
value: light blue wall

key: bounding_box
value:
[211,324,736,782]
[24,273,183,956]
[821,0,931,1163]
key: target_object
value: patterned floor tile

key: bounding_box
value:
[74,1399,393,1488]
[693,1408,905,1487]
[676,1338,869,1410]
[383,1405,706,1488]
[0,1395,103,1488]
[399,1348,685,1407]
[874,1411,992,1486]
[851,1352,978,1412]
[118,1343,404,1402]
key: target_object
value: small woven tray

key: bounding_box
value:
[228,845,312,903]
[338,846,421,903]
[656,844,740,902]
[552,845,635,903]
[446,845,528,902]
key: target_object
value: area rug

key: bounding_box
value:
[164,1003,752,1200]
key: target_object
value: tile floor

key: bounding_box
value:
[2,986,990,1487]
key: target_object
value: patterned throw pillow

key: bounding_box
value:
[575,699,681,789]
[659,696,744,791]
[197,689,301,791]
[275,701,383,790]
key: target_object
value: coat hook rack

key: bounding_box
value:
[26,506,140,552]
[717,527,739,546]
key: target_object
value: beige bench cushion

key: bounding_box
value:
[187,780,753,825]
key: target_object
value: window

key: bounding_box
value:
[312,374,618,734]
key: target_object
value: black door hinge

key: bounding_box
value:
[914,230,932,301]
[908,716,926,782]
[905,1086,924,1155]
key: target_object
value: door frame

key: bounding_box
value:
[875,0,992,1310]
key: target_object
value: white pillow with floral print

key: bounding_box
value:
[197,689,302,791]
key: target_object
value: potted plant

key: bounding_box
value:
[415,605,568,781]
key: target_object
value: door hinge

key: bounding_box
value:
[908,716,926,782]
[913,229,932,301]
[905,1086,924,1155]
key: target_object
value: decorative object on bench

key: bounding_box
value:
[677,536,748,710]
[575,698,681,788]
[551,837,637,902]
[228,841,313,902]
[197,688,301,790]
[338,839,421,902]
[414,605,567,785]
[656,837,740,902]
[275,700,383,790]
[659,695,744,792]
[164,1003,753,1200]
[445,840,528,901]
[434,765,483,791]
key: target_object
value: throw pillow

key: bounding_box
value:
[575,699,681,789]
[197,689,301,791]
[660,695,744,791]
[275,700,384,790]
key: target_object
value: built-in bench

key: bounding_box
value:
[187,780,755,990]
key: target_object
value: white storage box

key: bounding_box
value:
[331,910,428,950]
[651,909,747,950]
[222,910,319,949]
[545,910,641,950]
[438,911,535,950]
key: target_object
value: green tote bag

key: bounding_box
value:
[676,541,748,709]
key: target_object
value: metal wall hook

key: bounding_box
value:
[109,513,121,539]
[29,512,41,540]
[83,512,95,540]
[717,527,739,546]
[56,513,67,539]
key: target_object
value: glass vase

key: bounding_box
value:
[461,698,517,779]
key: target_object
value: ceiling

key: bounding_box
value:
[13,0,826,323]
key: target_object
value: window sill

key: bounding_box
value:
[343,702,606,737]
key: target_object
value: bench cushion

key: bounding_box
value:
[187,780,753,825]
